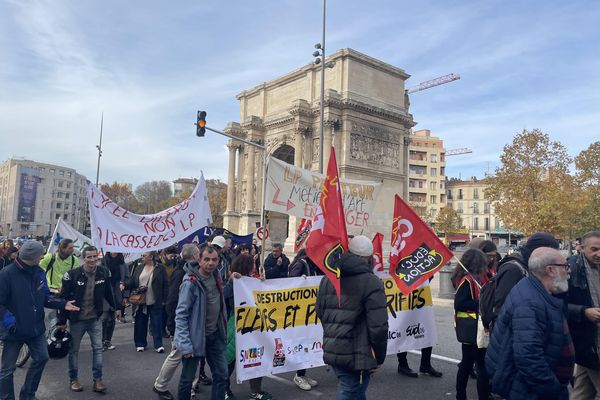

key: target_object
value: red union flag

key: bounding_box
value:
[305,147,348,300]
[372,232,384,272]
[294,218,312,252]
[389,194,453,294]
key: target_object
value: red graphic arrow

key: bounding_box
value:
[269,177,296,211]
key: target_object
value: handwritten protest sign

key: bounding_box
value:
[265,157,382,229]
[233,274,437,382]
[87,176,212,253]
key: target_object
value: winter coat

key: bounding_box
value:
[566,253,600,370]
[492,251,528,325]
[264,253,290,279]
[289,256,319,277]
[173,263,227,357]
[485,275,573,400]
[0,258,66,341]
[316,252,388,371]
[127,262,169,307]
[59,266,116,324]
[165,262,186,335]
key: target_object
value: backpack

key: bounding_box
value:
[479,259,527,330]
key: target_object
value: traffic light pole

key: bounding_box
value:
[200,124,270,276]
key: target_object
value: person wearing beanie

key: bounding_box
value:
[492,232,559,328]
[316,235,388,399]
[0,240,79,400]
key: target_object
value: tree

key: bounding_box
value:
[99,182,140,211]
[134,181,173,214]
[573,141,600,234]
[436,207,462,235]
[206,179,227,227]
[485,129,575,237]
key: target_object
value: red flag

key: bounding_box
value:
[389,194,453,294]
[306,147,348,300]
[294,218,312,252]
[372,233,384,272]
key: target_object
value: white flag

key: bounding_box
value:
[48,218,94,256]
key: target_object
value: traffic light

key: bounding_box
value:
[196,111,207,137]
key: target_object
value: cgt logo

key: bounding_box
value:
[406,323,425,339]
[388,330,402,340]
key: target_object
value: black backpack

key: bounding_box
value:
[479,260,527,330]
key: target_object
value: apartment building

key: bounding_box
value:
[0,158,89,238]
[407,129,446,227]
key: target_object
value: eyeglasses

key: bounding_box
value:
[548,263,570,272]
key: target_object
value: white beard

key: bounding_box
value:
[550,275,569,294]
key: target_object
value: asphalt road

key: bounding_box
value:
[10,303,478,400]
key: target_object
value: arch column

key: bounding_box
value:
[235,145,244,212]
[226,142,237,212]
[245,141,255,211]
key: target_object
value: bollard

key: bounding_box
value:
[437,263,456,299]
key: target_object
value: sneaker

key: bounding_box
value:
[249,392,272,400]
[153,386,174,400]
[225,390,238,400]
[192,382,201,393]
[304,376,318,387]
[293,375,311,391]
[155,347,165,353]
[103,342,116,351]
[136,347,144,352]
[198,372,212,385]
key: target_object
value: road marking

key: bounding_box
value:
[408,350,461,365]
[264,374,325,397]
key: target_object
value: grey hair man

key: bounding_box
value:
[567,231,600,399]
[486,247,575,399]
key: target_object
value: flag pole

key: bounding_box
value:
[47,217,61,252]
[452,255,482,290]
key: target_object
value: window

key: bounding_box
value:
[57,192,63,198]
[440,167,445,176]
[484,203,490,214]
[55,213,60,220]
[430,168,437,177]
[457,202,463,213]
[473,202,479,214]
[474,217,479,230]
[67,182,71,188]
[430,195,437,204]
[50,168,55,174]
[485,217,490,231]
[63,214,68,221]
[473,188,479,199]
[58,181,64,188]
[430,154,437,163]
[56,202,62,209]
[440,181,445,190]
[67,172,72,178]
[59,170,64,177]
[430,182,437,190]
[458,189,463,200]
[65,193,70,199]
[495,218,500,229]
[447,190,453,199]
[64,204,69,210]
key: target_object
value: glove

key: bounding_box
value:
[2,312,16,333]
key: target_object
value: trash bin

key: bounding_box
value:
[437,263,455,299]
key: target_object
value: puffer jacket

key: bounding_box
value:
[173,263,227,357]
[485,275,573,400]
[315,252,388,371]
[566,253,600,370]
[0,258,66,341]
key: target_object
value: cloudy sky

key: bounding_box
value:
[1,0,599,187]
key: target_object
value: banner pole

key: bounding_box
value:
[259,152,269,277]
[452,255,482,290]
[47,217,61,252]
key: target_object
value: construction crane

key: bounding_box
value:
[445,148,472,156]
[406,73,460,94]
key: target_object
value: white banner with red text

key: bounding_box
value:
[87,176,212,253]
[264,157,382,229]
[233,274,437,382]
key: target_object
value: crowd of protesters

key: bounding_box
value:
[1,230,599,400]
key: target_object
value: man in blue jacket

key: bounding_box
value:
[0,240,79,400]
[174,244,228,400]
[486,247,575,400]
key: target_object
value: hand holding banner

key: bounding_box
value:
[389,194,453,294]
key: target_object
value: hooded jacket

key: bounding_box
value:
[315,252,388,371]
[493,250,528,323]
[0,258,66,341]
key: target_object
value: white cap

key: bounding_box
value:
[348,235,373,257]
[212,235,226,248]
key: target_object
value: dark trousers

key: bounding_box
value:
[456,343,490,400]
[0,334,48,400]
[102,311,116,343]
[397,346,433,368]
[226,361,261,393]
[134,305,163,349]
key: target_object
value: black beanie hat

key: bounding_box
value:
[525,232,559,251]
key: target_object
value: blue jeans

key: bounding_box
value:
[333,366,371,400]
[0,334,49,400]
[134,305,163,349]
[178,330,228,400]
[68,318,103,380]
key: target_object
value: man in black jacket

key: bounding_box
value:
[568,231,600,399]
[316,235,388,400]
[59,246,115,393]
[263,243,290,279]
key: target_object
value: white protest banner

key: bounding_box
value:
[264,157,382,229]
[233,273,437,382]
[48,218,94,256]
[87,176,212,253]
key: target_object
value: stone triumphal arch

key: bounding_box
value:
[222,48,415,252]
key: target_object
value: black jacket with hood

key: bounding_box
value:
[316,252,388,371]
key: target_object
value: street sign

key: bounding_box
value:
[256,226,269,241]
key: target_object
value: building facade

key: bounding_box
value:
[407,129,447,227]
[222,48,415,249]
[0,158,89,238]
